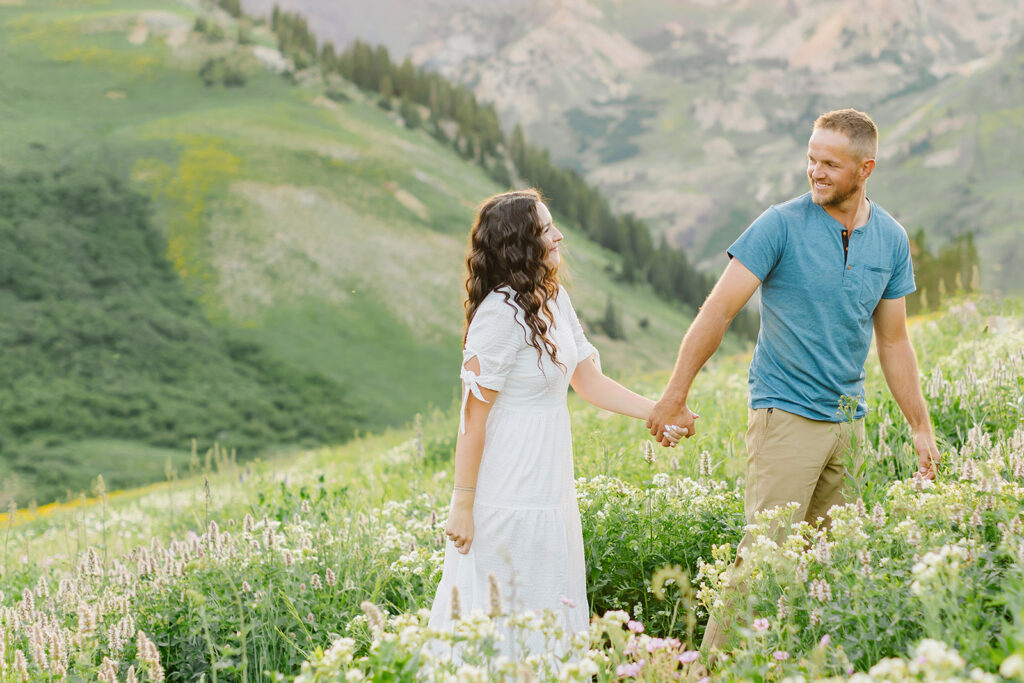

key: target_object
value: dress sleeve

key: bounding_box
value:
[560,288,599,370]
[459,295,525,433]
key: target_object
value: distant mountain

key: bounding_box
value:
[241,0,1024,291]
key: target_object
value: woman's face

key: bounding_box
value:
[536,202,563,269]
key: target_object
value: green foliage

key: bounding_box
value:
[199,55,247,87]
[194,16,226,42]
[580,476,744,638]
[270,5,317,68]
[907,230,981,315]
[324,86,350,103]
[598,295,626,340]
[0,167,360,506]
[218,0,242,18]
[399,97,422,130]
[237,23,253,46]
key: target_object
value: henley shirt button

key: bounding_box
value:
[847,265,851,270]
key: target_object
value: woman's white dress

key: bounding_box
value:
[428,285,597,641]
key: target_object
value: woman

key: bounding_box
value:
[428,189,685,645]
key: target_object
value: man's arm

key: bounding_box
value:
[648,258,762,445]
[873,297,939,479]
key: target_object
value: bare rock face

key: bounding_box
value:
[422,0,651,138]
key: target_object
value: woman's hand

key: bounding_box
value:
[662,423,688,448]
[649,399,700,447]
[445,494,475,554]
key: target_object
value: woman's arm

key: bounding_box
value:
[445,355,497,555]
[570,354,655,421]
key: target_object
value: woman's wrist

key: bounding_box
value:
[452,487,476,504]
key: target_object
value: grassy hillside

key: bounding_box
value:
[1,296,1020,681]
[0,0,713,505]
[0,167,360,506]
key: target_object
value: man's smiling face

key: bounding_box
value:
[807,127,867,207]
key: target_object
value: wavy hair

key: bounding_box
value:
[464,188,562,367]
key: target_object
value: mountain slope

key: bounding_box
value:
[0,167,360,505]
[0,0,709,504]
[245,0,1024,291]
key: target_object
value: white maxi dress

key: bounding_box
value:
[428,285,597,643]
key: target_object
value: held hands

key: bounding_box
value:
[912,429,941,481]
[647,398,700,448]
[445,492,474,554]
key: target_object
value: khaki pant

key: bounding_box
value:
[701,407,864,654]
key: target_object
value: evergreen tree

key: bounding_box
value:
[430,113,449,144]
[218,0,242,17]
[488,157,512,188]
[321,42,336,68]
[399,97,421,129]
[600,295,625,340]
[395,58,416,98]
[370,45,391,91]
[378,75,393,110]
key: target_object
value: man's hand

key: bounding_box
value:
[874,298,939,483]
[646,259,758,448]
[647,398,699,447]
[912,429,940,480]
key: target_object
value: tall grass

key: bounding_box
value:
[0,296,1020,681]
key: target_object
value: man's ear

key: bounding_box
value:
[860,158,876,181]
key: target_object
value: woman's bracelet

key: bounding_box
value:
[453,485,476,492]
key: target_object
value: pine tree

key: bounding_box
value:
[601,295,625,340]
[378,75,393,109]
[395,58,416,98]
[399,97,421,129]
[321,42,336,68]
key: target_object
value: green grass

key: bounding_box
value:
[1,296,1019,682]
[0,438,190,505]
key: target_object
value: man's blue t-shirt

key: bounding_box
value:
[727,193,916,422]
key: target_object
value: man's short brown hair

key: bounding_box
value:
[813,109,878,161]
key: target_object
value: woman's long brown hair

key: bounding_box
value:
[464,189,561,367]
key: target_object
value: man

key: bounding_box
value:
[647,108,940,654]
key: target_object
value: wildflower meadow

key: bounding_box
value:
[0,296,1022,682]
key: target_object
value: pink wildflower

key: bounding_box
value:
[616,660,645,678]
[627,620,644,633]
[646,637,668,653]
[678,650,700,664]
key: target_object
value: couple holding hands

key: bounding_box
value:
[428,108,940,661]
